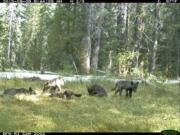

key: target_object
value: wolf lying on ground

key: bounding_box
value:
[87,84,107,97]
[3,87,36,96]
[23,77,41,81]
[49,90,82,99]
[43,78,64,93]
[112,80,139,98]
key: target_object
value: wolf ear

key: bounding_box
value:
[29,87,32,91]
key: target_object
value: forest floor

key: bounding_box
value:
[0,78,179,132]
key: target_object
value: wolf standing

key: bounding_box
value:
[43,77,65,93]
[112,80,139,98]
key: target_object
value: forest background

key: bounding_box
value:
[0,3,179,81]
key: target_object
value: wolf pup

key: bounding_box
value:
[112,80,139,98]
[43,77,64,93]
[63,90,82,99]
[49,90,82,99]
[3,87,36,96]
[87,84,107,97]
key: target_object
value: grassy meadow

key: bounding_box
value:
[0,78,179,132]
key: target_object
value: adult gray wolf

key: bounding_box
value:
[112,80,139,98]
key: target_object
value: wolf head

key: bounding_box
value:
[132,81,139,92]
[29,87,36,95]
[43,82,50,92]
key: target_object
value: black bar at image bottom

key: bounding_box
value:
[0,132,167,135]
[0,0,179,2]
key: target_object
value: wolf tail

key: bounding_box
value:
[73,93,82,97]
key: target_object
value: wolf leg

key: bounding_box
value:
[125,90,128,97]
[129,90,132,98]
[118,88,123,96]
[111,83,117,91]
[114,89,119,95]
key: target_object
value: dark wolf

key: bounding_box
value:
[50,90,82,99]
[63,90,82,98]
[43,78,64,93]
[3,87,36,96]
[23,77,41,81]
[86,84,107,97]
[112,80,139,98]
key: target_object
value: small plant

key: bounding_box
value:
[117,51,139,77]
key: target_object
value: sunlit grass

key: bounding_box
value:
[0,78,179,131]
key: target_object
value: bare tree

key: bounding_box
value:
[7,4,15,62]
[90,3,105,70]
[79,4,92,74]
[117,3,128,47]
[117,3,129,76]
[177,44,180,79]
[148,3,161,74]
[133,4,143,68]
[107,50,113,72]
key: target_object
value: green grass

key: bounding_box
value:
[0,78,179,132]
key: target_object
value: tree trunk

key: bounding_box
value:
[148,3,160,75]
[117,3,129,76]
[173,6,180,79]
[177,45,180,79]
[125,4,129,47]
[90,39,100,70]
[107,50,113,72]
[90,3,105,70]
[80,36,91,74]
[7,4,14,62]
[79,4,92,74]
[117,3,127,48]
[133,4,143,68]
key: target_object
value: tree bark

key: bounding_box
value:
[79,4,92,74]
[90,3,105,70]
[148,3,160,75]
[117,3,129,76]
[7,4,14,61]
[125,4,129,47]
[133,4,143,68]
[80,36,91,74]
[107,50,113,72]
[177,45,180,79]
[117,3,127,47]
